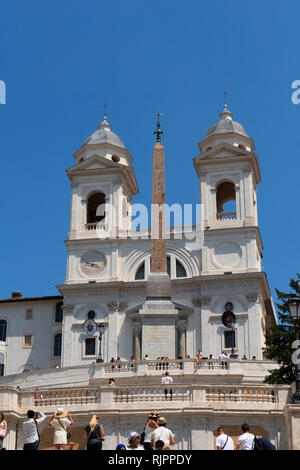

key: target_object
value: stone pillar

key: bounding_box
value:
[132,320,141,360]
[61,304,75,368]
[177,318,187,358]
[107,302,127,360]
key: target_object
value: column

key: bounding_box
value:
[177,318,187,358]
[107,302,127,359]
[132,320,141,360]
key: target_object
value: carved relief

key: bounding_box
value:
[192,297,211,307]
[107,302,128,312]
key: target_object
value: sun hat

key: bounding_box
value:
[128,431,139,443]
[158,416,166,425]
[54,407,68,418]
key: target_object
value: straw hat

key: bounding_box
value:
[149,410,160,418]
[54,407,68,419]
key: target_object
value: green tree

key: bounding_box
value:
[264,274,300,384]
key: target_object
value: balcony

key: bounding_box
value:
[216,211,237,221]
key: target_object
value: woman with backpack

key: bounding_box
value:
[84,415,105,451]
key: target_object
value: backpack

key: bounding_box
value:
[252,436,265,451]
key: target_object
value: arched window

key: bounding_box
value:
[55,302,63,323]
[0,320,7,342]
[53,333,62,357]
[176,259,187,278]
[216,181,237,220]
[135,262,145,280]
[87,192,106,224]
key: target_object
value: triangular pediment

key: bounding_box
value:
[195,142,251,162]
[66,154,124,174]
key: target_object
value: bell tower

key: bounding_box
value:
[64,114,138,284]
[194,105,262,275]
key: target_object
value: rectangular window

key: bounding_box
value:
[0,363,4,376]
[53,334,62,357]
[224,330,236,349]
[85,338,96,356]
[24,335,33,348]
[26,309,33,320]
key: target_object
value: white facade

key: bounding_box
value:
[1,106,294,451]
[0,106,275,375]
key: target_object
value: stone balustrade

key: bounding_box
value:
[216,211,237,220]
[104,362,137,373]
[34,388,98,407]
[205,385,276,403]
[114,386,191,403]
[84,224,201,238]
[194,360,229,370]
[0,381,291,417]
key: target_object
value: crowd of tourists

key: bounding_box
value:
[0,409,276,451]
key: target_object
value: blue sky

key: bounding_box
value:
[0,0,299,305]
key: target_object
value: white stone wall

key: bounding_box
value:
[0,300,62,376]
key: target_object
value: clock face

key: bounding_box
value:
[80,251,106,277]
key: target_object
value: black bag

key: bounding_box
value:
[140,431,145,445]
[252,436,264,451]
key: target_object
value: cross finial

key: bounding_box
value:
[223,90,228,106]
[102,103,109,118]
[154,112,163,142]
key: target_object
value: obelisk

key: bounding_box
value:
[146,112,171,299]
[139,113,178,359]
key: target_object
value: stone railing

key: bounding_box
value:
[216,211,237,220]
[205,385,276,403]
[0,382,291,416]
[104,362,137,373]
[147,360,184,371]
[33,388,98,407]
[84,224,201,238]
[194,360,230,370]
[114,386,191,403]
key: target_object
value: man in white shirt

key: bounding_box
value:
[236,423,255,450]
[219,352,228,360]
[215,426,234,450]
[151,417,175,449]
[161,371,173,400]
[23,409,46,450]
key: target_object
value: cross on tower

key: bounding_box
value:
[102,103,109,118]
[223,90,228,106]
[154,112,163,142]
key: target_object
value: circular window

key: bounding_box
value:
[112,155,120,163]
[87,310,96,320]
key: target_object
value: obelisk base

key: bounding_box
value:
[140,272,178,359]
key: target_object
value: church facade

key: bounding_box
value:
[1,106,299,450]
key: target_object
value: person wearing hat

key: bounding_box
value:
[126,432,144,450]
[151,417,175,449]
[141,411,160,450]
[49,408,73,450]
